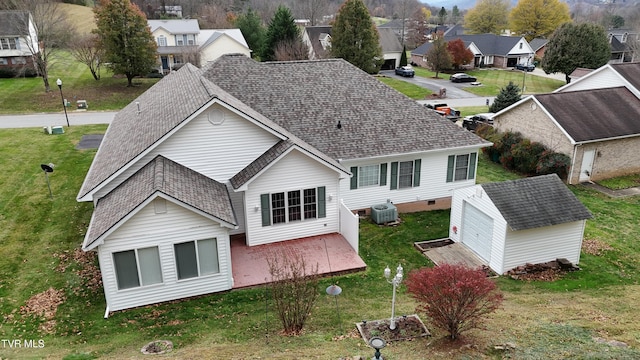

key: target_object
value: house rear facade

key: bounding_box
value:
[0,11,38,76]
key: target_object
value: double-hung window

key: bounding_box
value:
[390,160,421,189]
[446,153,477,182]
[261,187,326,226]
[113,247,162,290]
[350,164,387,189]
[157,36,166,47]
[174,239,219,280]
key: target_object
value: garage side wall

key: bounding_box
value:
[502,220,585,274]
[450,186,508,273]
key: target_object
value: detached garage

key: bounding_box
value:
[449,174,592,274]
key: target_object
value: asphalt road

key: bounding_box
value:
[0,111,116,128]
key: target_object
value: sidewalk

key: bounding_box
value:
[580,182,640,198]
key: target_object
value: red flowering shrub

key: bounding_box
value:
[406,264,503,340]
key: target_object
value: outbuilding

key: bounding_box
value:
[449,174,592,274]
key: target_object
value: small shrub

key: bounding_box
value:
[511,140,548,175]
[406,264,503,340]
[267,250,319,335]
[536,150,571,180]
[494,131,523,170]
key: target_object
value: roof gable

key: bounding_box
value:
[199,29,249,49]
[83,156,236,250]
[148,19,200,34]
[535,87,640,142]
[202,55,488,161]
[481,174,592,231]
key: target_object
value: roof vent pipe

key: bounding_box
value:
[337,120,342,129]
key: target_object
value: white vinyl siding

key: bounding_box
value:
[340,150,482,210]
[98,199,232,312]
[246,149,340,246]
[199,34,251,64]
[558,67,626,93]
[93,105,281,200]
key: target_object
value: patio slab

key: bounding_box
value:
[231,233,366,289]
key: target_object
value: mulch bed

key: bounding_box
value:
[356,314,430,345]
[506,260,578,281]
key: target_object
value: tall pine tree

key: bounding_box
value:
[331,0,383,74]
[261,6,299,61]
[235,9,265,60]
[94,0,157,87]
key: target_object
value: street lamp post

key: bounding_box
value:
[384,264,403,330]
[56,78,70,127]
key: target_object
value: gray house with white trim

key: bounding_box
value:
[78,55,488,314]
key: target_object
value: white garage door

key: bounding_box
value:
[462,202,493,261]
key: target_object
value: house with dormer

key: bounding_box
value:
[78,55,489,314]
[0,11,38,76]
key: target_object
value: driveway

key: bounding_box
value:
[380,70,478,99]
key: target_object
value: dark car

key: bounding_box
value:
[449,73,477,83]
[395,66,415,77]
[462,113,495,132]
[515,63,535,72]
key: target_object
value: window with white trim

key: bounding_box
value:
[174,239,219,280]
[176,35,185,46]
[358,165,380,187]
[261,187,326,226]
[0,58,7,65]
[446,153,477,182]
[113,247,162,290]
[0,38,17,50]
[187,34,195,45]
[158,35,166,46]
[398,161,414,188]
[390,160,421,190]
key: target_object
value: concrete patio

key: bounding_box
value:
[230,233,367,289]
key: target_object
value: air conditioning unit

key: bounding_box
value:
[371,203,397,224]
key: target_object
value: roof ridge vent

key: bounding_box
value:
[153,157,165,190]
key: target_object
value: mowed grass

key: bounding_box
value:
[377,76,432,99]
[1,126,640,359]
[0,51,158,114]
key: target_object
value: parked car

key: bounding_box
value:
[395,66,415,77]
[449,73,477,83]
[515,63,535,72]
[462,113,495,132]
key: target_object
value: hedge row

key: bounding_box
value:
[475,124,570,180]
[0,67,38,78]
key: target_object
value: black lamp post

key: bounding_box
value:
[369,337,386,360]
[56,78,70,127]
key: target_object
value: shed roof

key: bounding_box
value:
[481,174,592,231]
[83,156,236,249]
[535,86,640,142]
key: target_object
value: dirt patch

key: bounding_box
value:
[414,238,453,251]
[582,238,614,256]
[356,314,430,344]
[507,260,578,281]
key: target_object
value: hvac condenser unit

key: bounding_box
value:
[371,203,397,224]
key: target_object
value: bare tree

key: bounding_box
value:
[6,0,74,92]
[274,38,309,61]
[70,34,104,81]
[293,0,329,26]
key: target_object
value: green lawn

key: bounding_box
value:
[1,126,639,359]
[0,51,158,114]
[377,76,432,99]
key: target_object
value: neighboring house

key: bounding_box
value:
[0,11,38,75]
[302,26,404,69]
[378,27,403,69]
[411,39,479,69]
[411,34,534,69]
[378,18,407,44]
[529,38,547,60]
[450,174,592,274]
[555,62,640,98]
[302,26,332,60]
[78,55,489,313]
[148,19,250,73]
[155,5,182,18]
[568,67,593,82]
[493,86,640,184]
[608,29,638,63]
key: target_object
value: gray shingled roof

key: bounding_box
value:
[481,174,592,231]
[202,55,488,161]
[611,62,640,93]
[78,61,347,199]
[83,156,236,250]
[230,140,293,189]
[446,34,524,56]
[529,38,547,52]
[0,11,29,36]
[535,87,640,142]
[148,19,199,34]
[378,27,402,53]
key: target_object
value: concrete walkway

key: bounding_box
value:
[580,182,640,198]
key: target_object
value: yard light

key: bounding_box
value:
[369,336,386,360]
[384,264,403,330]
[56,78,70,127]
